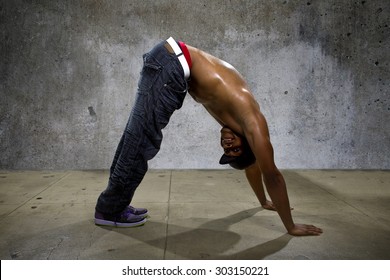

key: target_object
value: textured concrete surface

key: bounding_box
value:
[1,0,389,170]
[0,169,389,260]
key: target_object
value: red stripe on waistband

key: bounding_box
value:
[178,41,192,69]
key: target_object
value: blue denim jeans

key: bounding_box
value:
[96,40,188,215]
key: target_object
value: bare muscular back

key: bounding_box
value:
[186,45,261,135]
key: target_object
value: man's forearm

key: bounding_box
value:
[245,164,267,205]
[263,171,294,232]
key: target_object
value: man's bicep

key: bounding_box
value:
[243,115,278,175]
[253,134,277,175]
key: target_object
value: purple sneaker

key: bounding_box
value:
[127,205,148,218]
[95,207,147,227]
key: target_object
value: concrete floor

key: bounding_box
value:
[0,169,389,260]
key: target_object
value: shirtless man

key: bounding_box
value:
[94,37,323,237]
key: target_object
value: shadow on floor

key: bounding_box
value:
[106,207,293,260]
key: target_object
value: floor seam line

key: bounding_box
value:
[163,170,172,260]
[3,171,72,217]
[313,183,373,218]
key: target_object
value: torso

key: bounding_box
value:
[186,45,261,135]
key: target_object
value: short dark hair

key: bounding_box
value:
[219,137,256,170]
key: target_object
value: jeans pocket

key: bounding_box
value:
[156,83,187,123]
[164,67,187,93]
[138,54,162,92]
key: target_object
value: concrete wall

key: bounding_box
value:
[1,0,389,170]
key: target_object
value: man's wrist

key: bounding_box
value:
[286,224,296,233]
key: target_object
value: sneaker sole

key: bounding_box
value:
[137,212,149,219]
[95,217,147,228]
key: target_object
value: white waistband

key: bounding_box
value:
[166,37,190,79]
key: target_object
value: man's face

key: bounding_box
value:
[220,127,244,157]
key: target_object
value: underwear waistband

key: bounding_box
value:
[166,37,191,79]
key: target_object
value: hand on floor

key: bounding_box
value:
[288,224,323,236]
[262,200,294,211]
[262,200,277,211]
